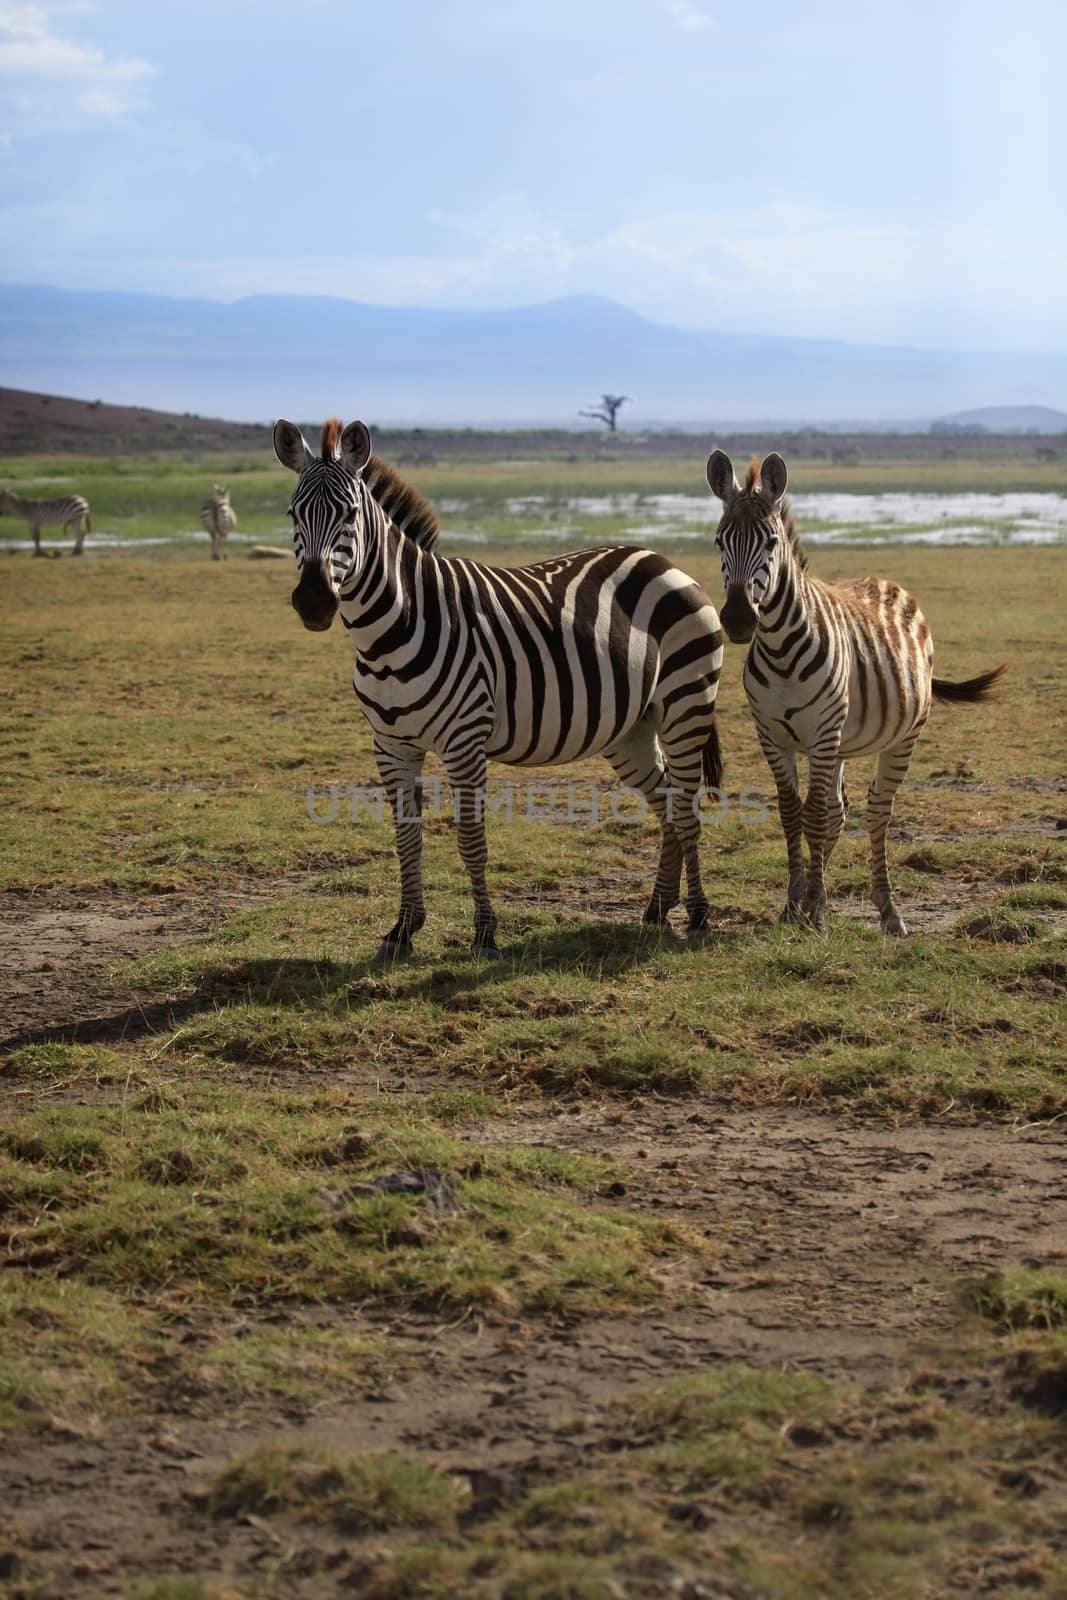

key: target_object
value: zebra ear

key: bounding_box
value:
[706,449,739,502]
[760,453,788,503]
[273,420,313,474]
[341,421,373,476]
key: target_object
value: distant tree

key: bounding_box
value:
[579,393,631,432]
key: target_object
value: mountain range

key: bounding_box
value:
[1,283,1065,428]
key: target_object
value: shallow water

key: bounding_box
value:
[478,490,1067,548]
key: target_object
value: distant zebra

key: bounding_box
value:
[275,417,725,961]
[0,489,92,555]
[707,450,1006,936]
[200,484,236,560]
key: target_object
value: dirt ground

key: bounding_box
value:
[1,878,1065,1596]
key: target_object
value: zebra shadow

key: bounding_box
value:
[0,920,721,1055]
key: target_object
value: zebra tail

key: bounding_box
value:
[702,715,724,791]
[86,512,93,532]
[931,663,1007,705]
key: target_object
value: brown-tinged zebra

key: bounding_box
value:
[706,450,1006,936]
[200,484,236,560]
[0,488,91,555]
[274,417,725,961]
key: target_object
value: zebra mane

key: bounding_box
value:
[779,498,808,572]
[364,456,440,553]
[741,457,808,572]
[321,418,343,459]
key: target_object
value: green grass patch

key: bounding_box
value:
[210,1444,467,1531]
[0,1042,125,1083]
[969,1269,1067,1331]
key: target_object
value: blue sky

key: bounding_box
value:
[1,0,1064,352]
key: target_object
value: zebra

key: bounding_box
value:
[274,417,726,961]
[706,450,1006,936]
[200,484,236,560]
[0,489,91,555]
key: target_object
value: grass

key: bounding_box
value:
[209,1444,467,1530]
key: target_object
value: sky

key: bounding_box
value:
[1,0,1065,354]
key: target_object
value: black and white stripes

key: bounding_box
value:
[275,417,725,960]
[0,489,91,556]
[707,450,1005,935]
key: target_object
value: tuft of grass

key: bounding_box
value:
[958,910,1048,943]
[0,1042,123,1082]
[969,1268,1067,1330]
[210,1444,467,1532]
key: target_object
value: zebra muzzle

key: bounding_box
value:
[291,568,339,632]
[721,584,758,643]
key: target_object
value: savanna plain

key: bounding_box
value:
[1,444,1066,1600]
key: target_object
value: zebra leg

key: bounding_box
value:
[444,746,500,958]
[31,523,44,557]
[867,737,919,937]
[374,740,427,962]
[800,741,843,932]
[822,761,849,864]
[71,516,86,556]
[603,722,682,926]
[660,725,715,935]
[759,734,806,923]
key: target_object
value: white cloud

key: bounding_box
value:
[0,2,155,127]
[660,0,716,33]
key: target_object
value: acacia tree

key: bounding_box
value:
[579,393,631,432]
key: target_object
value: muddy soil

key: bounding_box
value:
[1,878,1065,1597]
[0,880,295,1047]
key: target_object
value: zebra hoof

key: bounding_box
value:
[881,913,908,938]
[780,902,806,926]
[472,942,502,961]
[374,939,413,965]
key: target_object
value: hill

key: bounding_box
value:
[0,387,264,456]
[2,283,1066,427]
[933,404,1067,434]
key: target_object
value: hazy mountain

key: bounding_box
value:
[933,404,1067,434]
[2,282,1065,427]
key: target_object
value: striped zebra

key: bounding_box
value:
[200,484,236,560]
[275,417,725,961]
[0,488,91,555]
[706,450,1006,936]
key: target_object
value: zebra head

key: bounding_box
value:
[273,417,373,632]
[706,450,789,643]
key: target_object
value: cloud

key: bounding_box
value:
[660,0,716,33]
[0,2,155,126]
